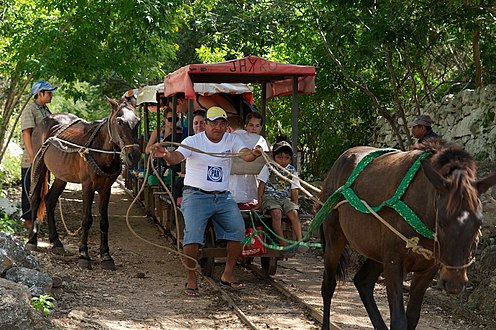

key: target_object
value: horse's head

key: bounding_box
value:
[106,97,141,166]
[421,151,496,294]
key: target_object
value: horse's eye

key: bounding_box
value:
[116,118,124,126]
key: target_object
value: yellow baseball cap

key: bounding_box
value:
[206,106,227,121]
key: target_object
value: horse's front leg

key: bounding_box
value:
[45,179,67,253]
[79,185,95,269]
[406,266,438,330]
[383,257,407,330]
[97,184,116,270]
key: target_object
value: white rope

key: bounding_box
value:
[334,199,434,260]
[45,136,122,155]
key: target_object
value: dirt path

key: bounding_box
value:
[32,181,491,329]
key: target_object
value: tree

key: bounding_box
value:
[0,0,183,163]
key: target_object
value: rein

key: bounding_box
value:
[431,193,478,270]
[37,118,123,178]
[107,111,139,151]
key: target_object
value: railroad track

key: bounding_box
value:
[204,263,341,330]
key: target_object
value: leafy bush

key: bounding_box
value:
[0,209,25,235]
[0,145,22,186]
[31,295,55,317]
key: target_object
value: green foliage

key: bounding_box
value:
[0,210,25,235]
[0,0,184,164]
[31,295,55,317]
[0,146,22,186]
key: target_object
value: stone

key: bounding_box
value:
[0,233,38,269]
[0,278,53,330]
[5,267,53,296]
[468,276,496,317]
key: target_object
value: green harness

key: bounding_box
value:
[306,148,435,241]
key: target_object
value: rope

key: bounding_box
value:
[58,199,82,237]
[124,154,200,272]
[360,200,434,260]
[45,136,122,155]
[242,210,322,251]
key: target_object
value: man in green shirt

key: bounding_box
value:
[20,79,57,228]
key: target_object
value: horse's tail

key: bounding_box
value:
[30,150,49,223]
[319,223,349,283]
[36,172,49,222]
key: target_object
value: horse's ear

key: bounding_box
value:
[106,96,119,110]
[475,172,496,194]
[420,158,449,192]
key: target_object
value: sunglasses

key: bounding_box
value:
[166,117,173,122]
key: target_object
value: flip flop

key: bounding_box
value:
[184,284,200,297]
[220,280,246,289]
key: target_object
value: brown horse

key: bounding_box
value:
[27,98,141,270]
[319,139,496,330]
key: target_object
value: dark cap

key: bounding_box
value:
[411,115,432,127]
[272,141,293,154]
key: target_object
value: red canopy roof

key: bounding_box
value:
[164,56,315,99]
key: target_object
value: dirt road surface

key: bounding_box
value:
[31,181,492,329]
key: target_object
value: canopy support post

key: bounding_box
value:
[261,82,267,136]
[291,76,299,171]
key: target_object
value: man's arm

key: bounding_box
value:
[239,146,262,162]
[22,128,34,164]
[152,143,185,165]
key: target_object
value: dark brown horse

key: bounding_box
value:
[319,139,496,330]
[27,98,141,270]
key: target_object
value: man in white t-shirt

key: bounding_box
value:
[227,115,269,209]
[152,106,262,296]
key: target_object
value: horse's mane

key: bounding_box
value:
[412,138,478,214]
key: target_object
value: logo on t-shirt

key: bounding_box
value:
[207,166,223,182]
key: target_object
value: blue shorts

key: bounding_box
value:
[180,189,245,246]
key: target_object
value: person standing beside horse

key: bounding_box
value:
[20,80,57,229]
[152,106,262,296]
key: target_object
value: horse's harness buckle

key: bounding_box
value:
[78,147,89,160]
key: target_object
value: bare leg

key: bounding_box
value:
[183,243,200,289]
[220,241,243,283]
[269,208,285,245]
[286,209,302,241]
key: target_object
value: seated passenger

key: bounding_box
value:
[192,110,206,134]
[245,112,263,135]
[257,141,308,253]
[227,115,269,209]
[145,107,183,182]
[172,110,206,201]
[145,107,183,154]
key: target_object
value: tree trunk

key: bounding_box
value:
[473,28,482,88]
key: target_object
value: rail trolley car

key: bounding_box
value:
[134,56,316,277]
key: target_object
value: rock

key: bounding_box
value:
[0,278,53,330]
[0,233,38,269]
[468,276,496,318]
[0,250,14,275]
[5,267,53,296]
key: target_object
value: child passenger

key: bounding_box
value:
[257,141,308,253]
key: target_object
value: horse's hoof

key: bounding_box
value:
[26,243,38,252]
[78,258,92,270]
[101,259,116,271]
